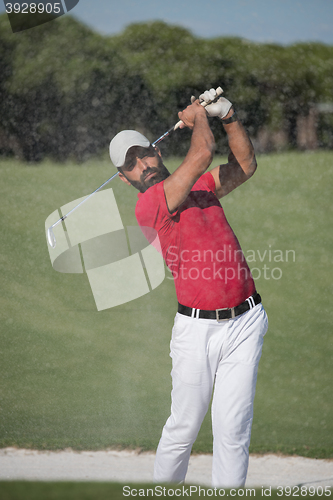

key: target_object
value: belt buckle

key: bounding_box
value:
[216,307,235,322]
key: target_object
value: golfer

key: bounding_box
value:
[109,88,268,488]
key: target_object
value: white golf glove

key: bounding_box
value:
[192,88,232,119]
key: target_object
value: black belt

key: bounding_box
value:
[178,293,261,322]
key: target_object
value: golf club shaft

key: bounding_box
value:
[50,171,119,231]
[152,125,176,146]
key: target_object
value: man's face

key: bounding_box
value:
[118,146,170,193]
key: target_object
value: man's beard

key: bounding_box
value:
[124,161,170,193]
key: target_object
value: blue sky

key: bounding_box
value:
[1,0,333,45]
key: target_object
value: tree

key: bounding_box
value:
[0,15,332,161]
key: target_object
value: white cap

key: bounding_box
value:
[109,130,150,167]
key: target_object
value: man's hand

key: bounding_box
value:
[192,88,232,119]
[177,100,207,129]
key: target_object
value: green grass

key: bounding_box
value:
[0,151,332,457]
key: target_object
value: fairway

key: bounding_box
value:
[0,151,332,458]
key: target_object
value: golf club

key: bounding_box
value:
[46,171,119,249]
[47,87,224,248]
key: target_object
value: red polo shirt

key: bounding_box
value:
[135,171,255,310]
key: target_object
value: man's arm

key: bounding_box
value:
[194,88,257,199]
[210,107,257,199]
[163,100,215,213]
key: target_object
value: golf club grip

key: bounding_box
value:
[173,87,223,131]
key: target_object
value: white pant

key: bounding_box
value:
[153,303,268,487]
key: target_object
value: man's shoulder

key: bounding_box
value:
[135,180,168,227]
[135,172,215,226]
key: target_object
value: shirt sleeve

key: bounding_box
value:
[199,171,216,193]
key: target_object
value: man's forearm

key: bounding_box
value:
[187,111,215,172]
[163,102,215,213]
[222,109,257,176]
